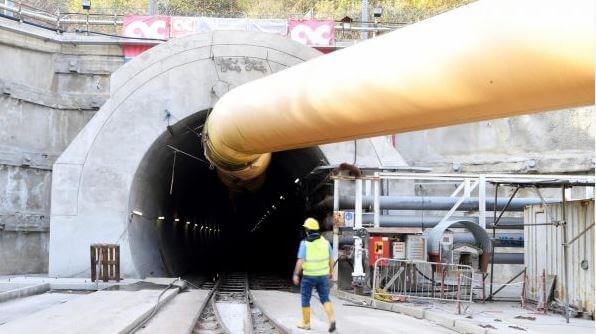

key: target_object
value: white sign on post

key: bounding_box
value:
[344,211,354,227]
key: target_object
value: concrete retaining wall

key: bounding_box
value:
[0,18,124,274]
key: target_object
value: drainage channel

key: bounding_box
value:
[193,273,284,334]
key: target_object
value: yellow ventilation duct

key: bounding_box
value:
[204,0,594,183]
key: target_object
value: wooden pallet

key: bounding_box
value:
[90,244,120,282]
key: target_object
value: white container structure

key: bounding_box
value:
[524,200,594,317]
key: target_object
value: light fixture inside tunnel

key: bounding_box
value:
[157,216,165,220]
[131,210,143,217]
[174,218,180,222]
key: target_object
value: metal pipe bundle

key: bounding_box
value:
[339,233,523,247]
[492,253,524,265]
[360,214,524,229]
[320,195,555,211]
[203,0,594,182]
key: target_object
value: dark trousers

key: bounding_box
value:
[300,275,330,307]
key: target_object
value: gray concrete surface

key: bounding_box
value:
[0,292,85,326]
[137,289,209,334]
[334,289,595,334]
[420,300,596,334]
[251,290,455,333]
[0,276,141,291]
[0,283,49,302]
[0,288,179,333]
[216,302,248,334]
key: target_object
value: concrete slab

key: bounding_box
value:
[0,288,178,334]
[0,292,84,325]
[251,290,456,333]
[333,290,595,334]
[137,289,209,334]
[0,283,49,302]
[0,276,140,291]
[419,301,596,334]
[216,302,249,334]
[424,309,456,329]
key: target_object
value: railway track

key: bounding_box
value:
[193,273,284,334]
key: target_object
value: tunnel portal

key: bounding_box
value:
[48,31,385,278]
[128,110,328,277]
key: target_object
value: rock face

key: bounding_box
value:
[393,107,595,174]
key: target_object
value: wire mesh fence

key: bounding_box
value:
[372,258,474,313]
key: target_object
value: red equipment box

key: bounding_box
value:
[368,236,390,265]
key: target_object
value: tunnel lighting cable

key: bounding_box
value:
[166,145,208,164]
[181,279,200,289]
[169,151,177,195]
[128,277,181,333]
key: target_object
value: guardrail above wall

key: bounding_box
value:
[0,1,400,39]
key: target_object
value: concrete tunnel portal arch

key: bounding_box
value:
[49,31,404,278]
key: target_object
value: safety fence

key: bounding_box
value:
[372,258,474,312]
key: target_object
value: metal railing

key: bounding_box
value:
[0,2,124,31]
[0,1,402,37]
[372,258,474,312]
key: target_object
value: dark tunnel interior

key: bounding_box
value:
[128,110,331,279]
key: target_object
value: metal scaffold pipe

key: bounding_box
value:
[338,233,524,247]
[204,0,594,182]
[320,195,556,211]
[354,214,525,229]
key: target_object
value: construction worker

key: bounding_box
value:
[292,217,336,332]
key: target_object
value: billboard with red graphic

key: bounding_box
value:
[288,19,335,47]
[120,16,334,60]
[122,16,170,60]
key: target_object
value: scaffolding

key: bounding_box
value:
[330,170,594,322]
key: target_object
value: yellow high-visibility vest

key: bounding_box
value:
[303,237,330,276]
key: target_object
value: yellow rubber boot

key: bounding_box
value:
[323,302,336,332]
[297,307,311,330]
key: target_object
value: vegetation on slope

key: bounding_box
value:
[20,0,474,23]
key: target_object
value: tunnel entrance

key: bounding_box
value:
[128,110,329,278]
